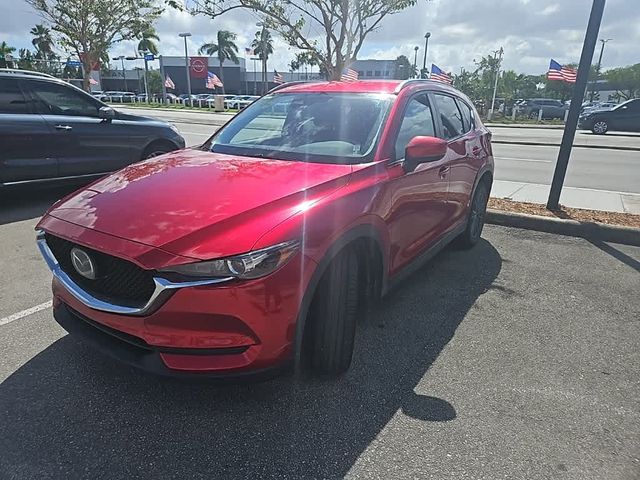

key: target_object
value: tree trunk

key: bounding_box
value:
[81,59,91,92]
[219,58,226,94]
[262,58,267,94]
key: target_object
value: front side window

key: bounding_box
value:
[0,78,29,114]
[434,94,464,140]
[29,80,100,117]
[394,94,436,160]
[211,92,393,164]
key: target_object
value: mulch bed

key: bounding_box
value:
[488,198,640,229]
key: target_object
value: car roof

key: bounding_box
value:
[272,79,462,96]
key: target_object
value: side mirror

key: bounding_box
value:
[98,106,116,120]
[403,136,447,172]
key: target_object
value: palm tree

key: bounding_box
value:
[30,24,54,60]
[251,28,274,94]
[0,41,16,67]
[198,30,239,94]
[137,26,159,56]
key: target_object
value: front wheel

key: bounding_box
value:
[592,121,609,135]
[307,250,360,376]
[456,182,490,249]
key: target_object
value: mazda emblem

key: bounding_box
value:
[70,247,97,280]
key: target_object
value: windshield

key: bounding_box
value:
[210,92,393,164]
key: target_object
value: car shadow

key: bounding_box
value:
[0,185,82,226]
[0,239,502,479]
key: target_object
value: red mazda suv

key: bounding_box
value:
[36,80,493,377]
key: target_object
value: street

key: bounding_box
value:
[1,192,638,479]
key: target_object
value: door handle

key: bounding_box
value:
[55,125,73,131]
[438,165,450,179]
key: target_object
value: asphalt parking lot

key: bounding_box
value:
[0,187,639,479]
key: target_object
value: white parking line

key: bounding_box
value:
[0,301,52,326]
[495,156,552,163]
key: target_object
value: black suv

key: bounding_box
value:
[578,98,640,134]
[518,98,568,120]
[0,69,185,187]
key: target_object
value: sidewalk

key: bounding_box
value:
[491,180,640,214]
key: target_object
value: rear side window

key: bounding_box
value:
[457,99,475,133]
[0,78,29,114]
[434,94,464,140]
[27,80,100,117]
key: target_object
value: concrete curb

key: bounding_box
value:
[492,140,640,152]
[487,123,565,129]
[486,209,640,246]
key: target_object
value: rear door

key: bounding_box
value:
[610,100,640,131]
[24,79,134,177]
[0,77,57,184]
[432,93,481,227]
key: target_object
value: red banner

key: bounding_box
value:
[190,57,208,78]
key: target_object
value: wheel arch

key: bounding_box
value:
[141,138,181,160]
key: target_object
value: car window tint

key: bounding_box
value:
[28,80,99,117]
[457,99,475,133]
[434,94,464,140]
[0,78,29,114]
[623,100,640,112]
[394,94,436,160]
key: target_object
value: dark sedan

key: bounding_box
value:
[0,69,185,187]
[579,98,640,134]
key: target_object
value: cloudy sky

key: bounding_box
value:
[3,0,639,75]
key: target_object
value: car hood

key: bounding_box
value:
[44,149,352,259]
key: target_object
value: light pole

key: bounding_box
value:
[413,46,419,78]
[113,55,128,91]
[489,47,504,120]
[179,32,192,106]
[590,38,612,101]
[422,32,431,78]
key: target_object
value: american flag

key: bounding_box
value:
[430,64,453,84]
[340,68,358,82]
[245,47,254,55]
[89,78,98,85]
[164,75,175,89]
[206,71,223,89]
[547,59,577,83]
[273,70,284,84]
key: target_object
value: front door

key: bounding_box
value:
[382,93,453,274]
[0,77,57,184]
[24,79,134,177]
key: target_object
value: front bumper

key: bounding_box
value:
[53,302,292,380]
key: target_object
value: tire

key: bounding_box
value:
[307,249,360,375]
[528,110,539,120]
[592,120,608,135]
[456,181,490,249]
[142,142,176,160]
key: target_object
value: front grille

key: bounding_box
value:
[45,233,156,306]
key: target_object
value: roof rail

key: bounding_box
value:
[267,80,322,94]
[393,78,439,94]
[0,68,55,79]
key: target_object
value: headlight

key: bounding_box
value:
[158,240,299,280]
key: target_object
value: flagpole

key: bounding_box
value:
[159,55,167,104]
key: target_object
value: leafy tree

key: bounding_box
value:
[147,70,163,95]
[290,51,322,78]
[26,0,162,90]
[394,55,413,80]
[30,24,55,60]
[251,27,274,94]
[17,49,35,70]
[604,64,640,101]
[198,30,239,94]
[187,0,422,80]
[0,41,16,67]
[137,26,160,56]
